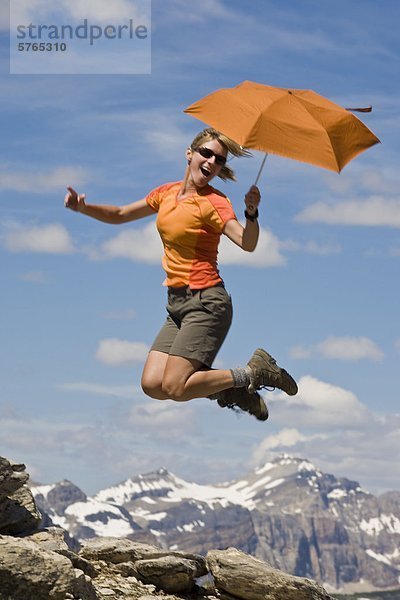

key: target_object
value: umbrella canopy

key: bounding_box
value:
[184,81,380,173]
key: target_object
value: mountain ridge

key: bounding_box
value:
[31,454,400,594]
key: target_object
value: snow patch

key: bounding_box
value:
[65,499,134,537]
[381,513,400,534]
[149,529,164,537]
[141,497,156,504]
[366,549,392,566]
[360,514,400,536]
[264,478,285,490]
[95,475,177,504]
[30,484,56,498]
[180,520,205,532]
[50,515,67,529]
[129,507,151,518]
[251,474,272,489]
[327,488,348,500]
[297,460,317,473]
[360,517,384,536]
[255,462,274,475]
[148,512,167,522]
[227,479,250,492]
[279,455,296,465]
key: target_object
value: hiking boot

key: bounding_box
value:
[247,348,298,396]
[209,387,269,421]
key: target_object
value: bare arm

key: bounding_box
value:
[64,186,155,224]
[223,185,260,252]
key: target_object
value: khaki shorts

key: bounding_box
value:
[150,284,233,368]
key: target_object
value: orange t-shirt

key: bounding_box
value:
[146,181,237,288]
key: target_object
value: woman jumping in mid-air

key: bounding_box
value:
[65,128,297,421]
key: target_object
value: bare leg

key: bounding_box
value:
[141,351,169,399]
[141,350,234,402]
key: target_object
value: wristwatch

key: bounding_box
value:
[244,208,259,222]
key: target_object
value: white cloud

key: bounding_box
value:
[10,0,144,26]
[4,223,75,254]
[219,227,286,267]
[317,336,384,361]
[1,374,398,494]
[65,0,145,23]
[322,167,400,197]
[142,115,192,161]
[165,0,236,23]
[250,419,400,493]
[251,428,328,467]
[58,382,141,399]
[163,2,334,54]
[249,375,400,493]
[250,416,400,495]
[290,336,384,362]
[95,108,189,165]
[296,196,400,227]
[269,375,371,429]
[282,239,341,256]
[95,222,163,263]
[0,165,87,192]
[95,338,149,366]
[129,399,195,432]
[290,345,313,359]
[0,414,94,454]
[0,397,199,491]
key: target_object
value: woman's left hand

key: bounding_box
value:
[245,185,261,215]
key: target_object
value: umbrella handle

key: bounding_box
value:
[254,153,268,186]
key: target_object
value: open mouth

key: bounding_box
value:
[200,166,212,177]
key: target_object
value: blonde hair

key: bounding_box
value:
[190,128,251,181]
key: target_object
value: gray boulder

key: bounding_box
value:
[22,526,71,553]
[207,547,335,600]
[79,536,207,594]
[135,555,205,593]
[22,526,98,578]
[0,535,98,600]
[79,537,163,563]
[0,458,41,535]
[0,458,28,495]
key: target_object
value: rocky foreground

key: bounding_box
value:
[31,455,400,593]
[0,456,335,600]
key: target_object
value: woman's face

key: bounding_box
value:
[186,139,227,188]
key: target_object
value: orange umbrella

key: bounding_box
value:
[184,81,380,179]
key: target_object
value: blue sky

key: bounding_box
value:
[1,0,399,496]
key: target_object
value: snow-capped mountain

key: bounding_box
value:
[30,479,149,542]
[31,455,400,593]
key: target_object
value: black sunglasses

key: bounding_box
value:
[194,146,227,166]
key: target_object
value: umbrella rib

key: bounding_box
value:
[240,92,342,167]
[266,94,344,171]
[292,96,344,170]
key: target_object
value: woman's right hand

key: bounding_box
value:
[64,186,86,212]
